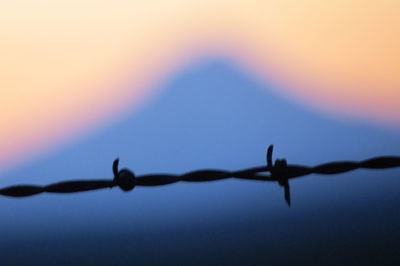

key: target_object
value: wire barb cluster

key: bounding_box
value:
[1,145,400,206]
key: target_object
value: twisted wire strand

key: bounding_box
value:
[1,145,399,206]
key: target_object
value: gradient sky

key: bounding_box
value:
[1,2,400,264]
[1,0,399,171]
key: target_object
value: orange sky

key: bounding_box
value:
[1,0,399,170]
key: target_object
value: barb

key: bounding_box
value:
[1,145,400,207]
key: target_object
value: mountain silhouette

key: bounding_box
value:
[1,58,400,265]
[3,58,399,181]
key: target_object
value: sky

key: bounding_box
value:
[1,0,400,171]
[1,1,400,265]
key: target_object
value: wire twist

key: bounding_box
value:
[1,145,399,206]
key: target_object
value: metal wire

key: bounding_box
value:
[1,145,399,206]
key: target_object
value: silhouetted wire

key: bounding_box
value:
[1,145,400,207]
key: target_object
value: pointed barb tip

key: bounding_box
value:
[267,145,274,168]
[112,158,120,179]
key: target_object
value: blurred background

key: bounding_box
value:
[1,1,399,265]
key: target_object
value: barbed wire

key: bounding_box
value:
[1,145,399,206]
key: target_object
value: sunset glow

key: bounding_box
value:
[1,1,399,169]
